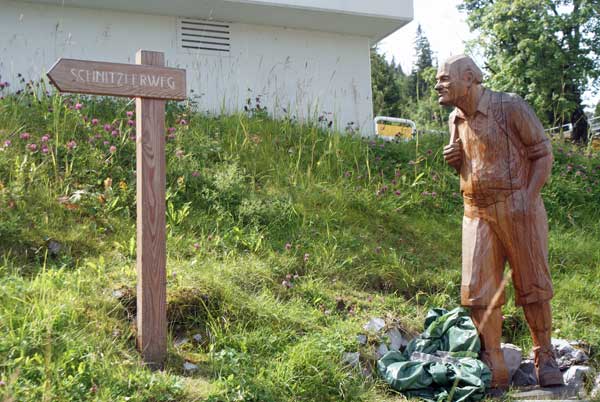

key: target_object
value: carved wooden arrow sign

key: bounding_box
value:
[47,58,186,100]
[47,50,187,370]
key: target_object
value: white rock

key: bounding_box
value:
[356,334,367,345]
[377,343,389,358]
[501,343,523,380]
[563,365,591,388]
[183,362,198,373]
[174,338,189,347]
[387,328,408,351]
[590,373,600,399]
[342,352,360,367]
[552,338,575,357]
[363,317,385,333]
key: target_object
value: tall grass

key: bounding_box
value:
[0,82,599,401]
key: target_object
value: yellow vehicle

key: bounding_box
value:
[374,116,416,141]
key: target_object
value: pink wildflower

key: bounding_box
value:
[91,118,99,126]
[285,242,292,251]
[27,143,37,152]
[191,171,200,177]
[127,119,135,127]
[67,140,77,150]
[41,134,50,142]
[175,149,184,158]
[41,146,49,154]
[126,111,134,118]
[4,140,11,147]
[20,132,30,140]
[103,124,112,132]
[179,119,188,125]
[109,145,117,154]
[303,253,310,263]
[111,130,119,137]
[74,103,82,110]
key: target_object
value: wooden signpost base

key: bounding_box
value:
[135,50,168,369]
[48,50,186,369]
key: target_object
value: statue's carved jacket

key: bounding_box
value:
[449,89,552,196]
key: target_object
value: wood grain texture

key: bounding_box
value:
[135,50,168,369]
[437,54,561,388]
[47,58,186,100]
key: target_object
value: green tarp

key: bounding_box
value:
[377,308,491,402]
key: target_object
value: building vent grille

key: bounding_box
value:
[177,18,231,53]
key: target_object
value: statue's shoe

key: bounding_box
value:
[534,347,564,387]
[481,349,510,389]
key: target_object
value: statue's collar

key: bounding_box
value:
[453,88,490,121]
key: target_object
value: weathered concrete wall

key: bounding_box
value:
[0,0,375,134]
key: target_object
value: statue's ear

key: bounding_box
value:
[463,70,475,87]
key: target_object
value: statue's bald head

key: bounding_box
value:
[440,54,483,84]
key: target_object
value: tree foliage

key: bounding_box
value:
[371,26,449,130]
[460,0,600,143]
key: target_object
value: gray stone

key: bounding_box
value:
[552,338,574,357]
[376,343,389,358]
[511,384,580,400]
[174,337,189,347]
[192,333,203,343]
[563,365,591,389]
[183,362,198,373]
[356,334,367,345]
[342,352,360,367]
[386,327,408,351]
[502,343,523,380]
[511,359,538,387]
[364,317,385,333]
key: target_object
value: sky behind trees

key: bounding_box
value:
[378,0,598,113]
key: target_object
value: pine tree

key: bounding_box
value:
[409,25,434,102]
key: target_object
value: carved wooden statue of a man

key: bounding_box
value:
[436,55,563,388]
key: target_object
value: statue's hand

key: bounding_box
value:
[443,138,462,171]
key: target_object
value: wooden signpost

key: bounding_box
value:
[48,50,186,369]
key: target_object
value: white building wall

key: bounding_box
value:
[0,0,374,134]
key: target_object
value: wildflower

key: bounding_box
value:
[431,192,437,197]
[286,274,292,280]
[180,119,188,125]
[293,273,299,279]
[303,253,310,263]
[282,280,292,289]
[285,242,292,251]
[74,103,82,110]
[91,118,99,126]
[103,141,110,146]
[109,145,117,154]
[27,143,37,152]
[344,171,352,178]
[95,133,102,139]
[41,134,50,142]
[111,130,119,137]
[427,149,433,155]
[20,132,30,140]
[41,145,49,154]
[129,134,136,141]
[395,170,401,177]
[191,171,200,177]
[175,149,184,158]
[104,177,112,190]
[391,179,397,185]
[193,242,200,250]
[0,380,5,387]
[168,127,176,133]
[126,111,134,118]
[128,119,135,127]
[4,140,11,147]
[395,190,401,196]
[575,171,582,177]
[67,140,77,150]
[119,181,127,191]
[167,133,176,141]
[103,124,112,132]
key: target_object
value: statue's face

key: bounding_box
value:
[435,64,468,107]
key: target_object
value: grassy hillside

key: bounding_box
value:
[0,85,599,401]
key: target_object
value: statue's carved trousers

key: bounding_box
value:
[460,189,554,308]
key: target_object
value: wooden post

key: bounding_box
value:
[47,51,185,369]
[135,50,167,369]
